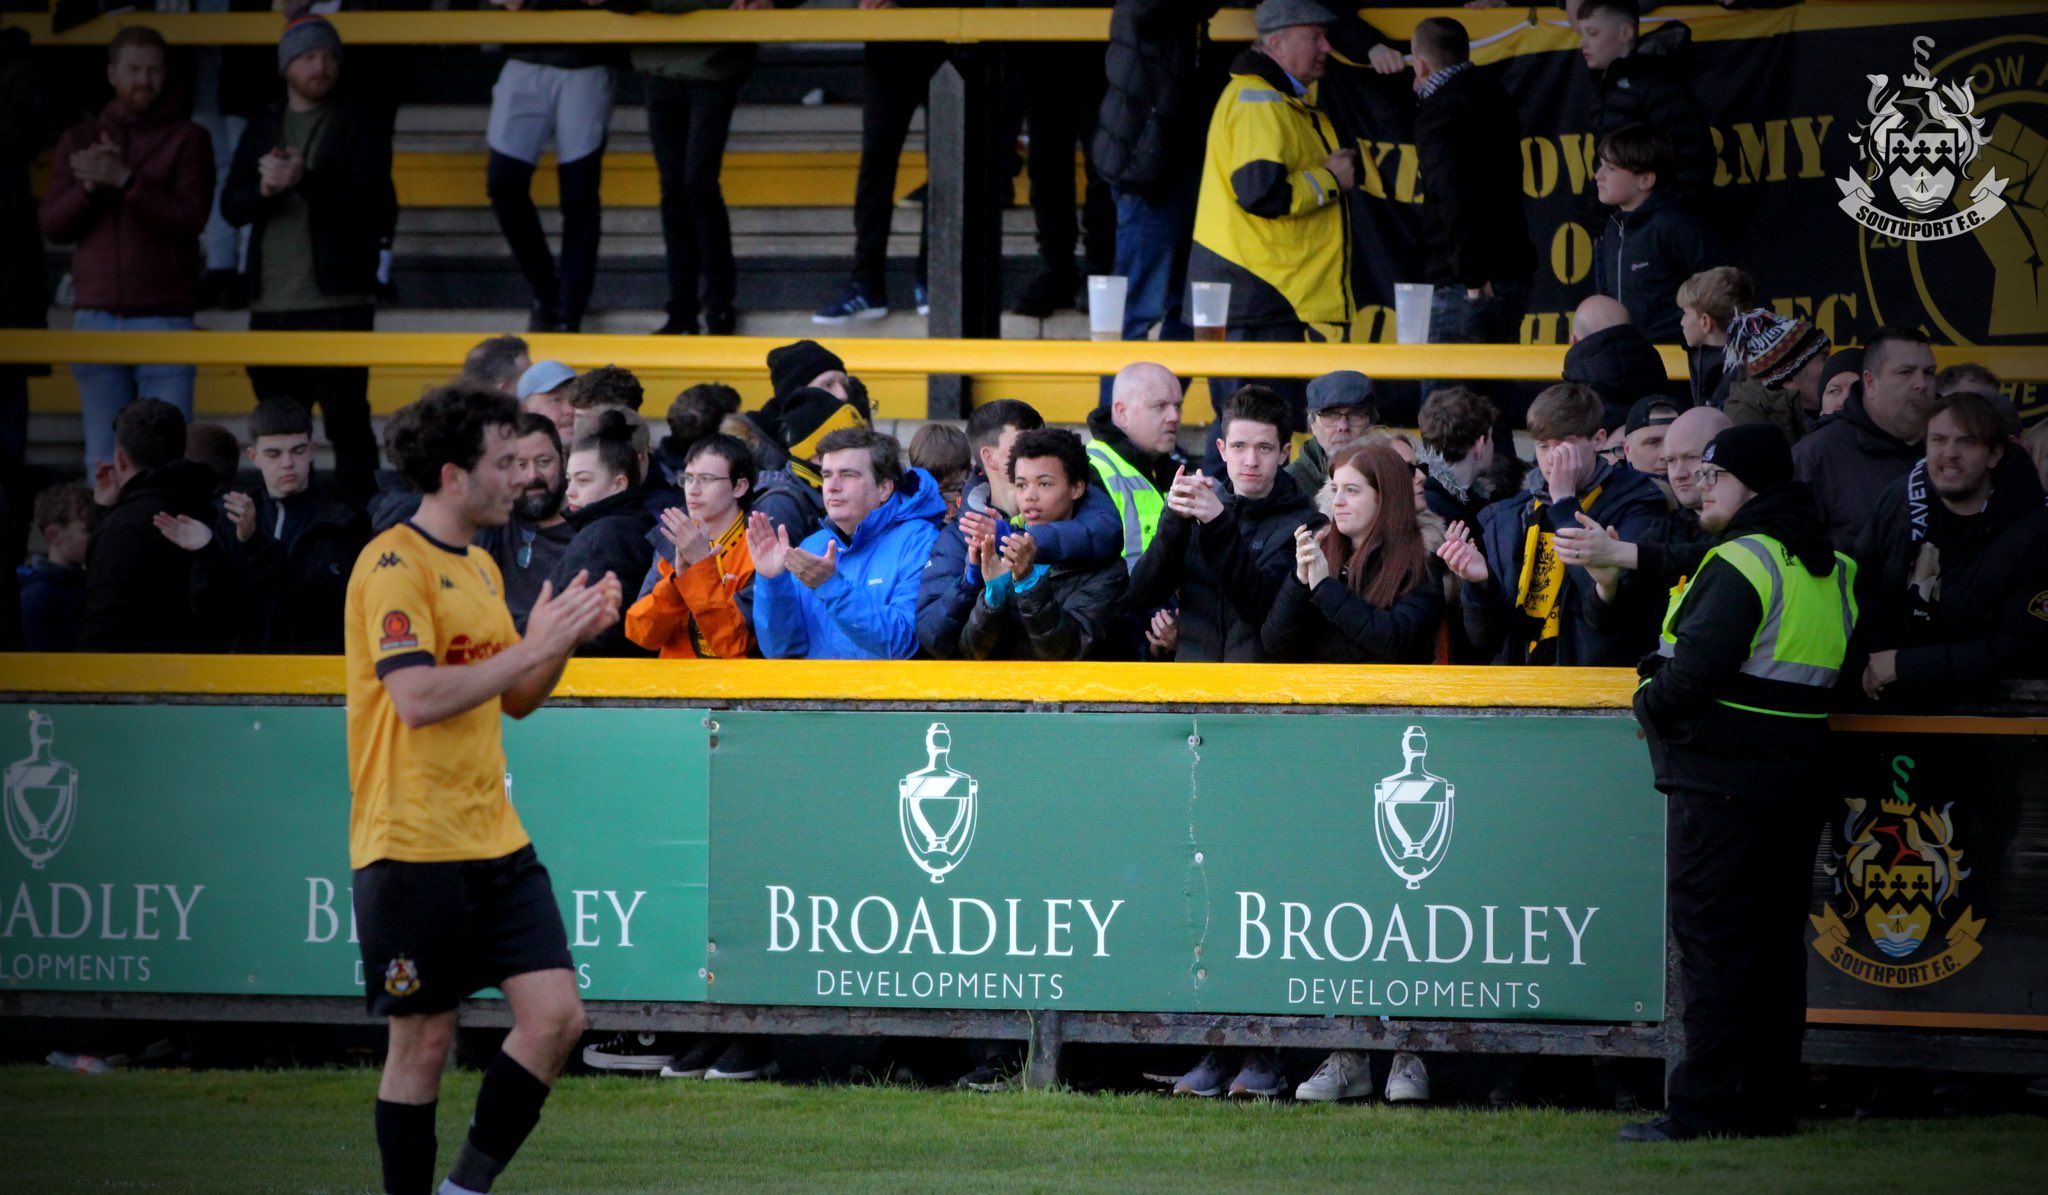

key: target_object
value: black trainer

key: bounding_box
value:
[1010,268,1079,319]
[659,1037,726,1080]
[704,1037,779,1081]
[581,1031,673,1073]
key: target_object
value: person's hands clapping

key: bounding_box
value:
[659,506,716,566]
[1165,466,1225,524]
[1436,520,1489,584]
[745,511,790,578]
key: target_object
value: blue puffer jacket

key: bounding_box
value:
[755,467,949,660]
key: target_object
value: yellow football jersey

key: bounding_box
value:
[344,522,530,868]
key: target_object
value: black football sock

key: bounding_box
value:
[445,1051,552,1193]
[374,1098,438,1195]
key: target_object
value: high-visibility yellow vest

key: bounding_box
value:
[1657,532,1858,718]
[1086,441,1166,570]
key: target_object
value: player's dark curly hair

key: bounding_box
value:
[387,381,522,494]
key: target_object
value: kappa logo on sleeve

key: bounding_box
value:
[379,611,419,651]
[374,552,404,571]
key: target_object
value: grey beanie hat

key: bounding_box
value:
[278,16,342,76]
[1254,0,1341,35]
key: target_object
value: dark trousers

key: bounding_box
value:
[851,42,947,296]
[1019,44,1114,276]
[1665,790,1825,1137]
[644,73,743,330]
[1427,280,1530,455]
[247,305,377,507]
[487,147,604,329]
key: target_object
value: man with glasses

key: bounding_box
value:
[625,433,759,660]
[1626,423,1856,1143]
[1286,370,1376,498]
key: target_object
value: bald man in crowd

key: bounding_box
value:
[1562,294,1671,431]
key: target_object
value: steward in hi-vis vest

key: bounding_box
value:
[1625,423,1856,1146]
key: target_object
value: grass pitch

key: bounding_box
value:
[1,1065,2041,1193]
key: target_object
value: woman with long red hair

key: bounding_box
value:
[1261,440,1442,663]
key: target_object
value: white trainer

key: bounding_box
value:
[1294,1051,1374,1101]
[1384,1052,1430,1103]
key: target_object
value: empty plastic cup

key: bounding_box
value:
[1088,276,1128,341]
[1394,283,1434,344]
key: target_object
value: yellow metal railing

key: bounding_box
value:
[7,331,2047,382]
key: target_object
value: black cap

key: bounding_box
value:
[1701,423,1794,494]
[1624,396,1681,435]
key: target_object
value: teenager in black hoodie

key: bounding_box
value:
[1627,424,1856,1145]
[554,410,656,657]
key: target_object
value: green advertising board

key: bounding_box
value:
[707,711,1665,1022]
[1,703,1664,1022]
[0,705,709,1003]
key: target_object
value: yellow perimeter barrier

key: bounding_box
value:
[15,5,2034,51]
[6,332,2046,425]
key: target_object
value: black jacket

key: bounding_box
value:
[1791,392,1923,554]
[1128,469,1316,662]
[1593,192,1712,343]
[213,482,368,653]
[1688,344,1735,409]
[1853,454,2048,699]
[1634,483,1842,800]
[1562,323,1673,431]
[1462,460,1670,666]
[551,487,656,657]
[1412,63,1534,290]
[959,556,1130,661]
[221,94,396,305]
[1590,21,1713,206]
[1092,0,1228,198]
[1261,563,1443,664]
[78,459,223,652]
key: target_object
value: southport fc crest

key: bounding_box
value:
[1811,755,1984,988]
[1839,35,2010,241]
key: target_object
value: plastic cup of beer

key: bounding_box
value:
[1190,282,1231,342]
[1394,282,1434,344]
[1087,275,1128,341]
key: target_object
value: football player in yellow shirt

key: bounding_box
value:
[344,381,620,1195]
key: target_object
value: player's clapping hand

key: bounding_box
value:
[526,570,607,657]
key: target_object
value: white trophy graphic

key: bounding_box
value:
[899,722,977,883]
[6,710,78,869]
[1374,726,1454,890]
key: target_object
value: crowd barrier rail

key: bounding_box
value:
[0,655,2041,1085]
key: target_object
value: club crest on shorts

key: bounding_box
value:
[1811,754,1985,988]
[384,954,421,998]
[899,722,977,884]
[1374,726,1455,890]
[1837,34,2009,241]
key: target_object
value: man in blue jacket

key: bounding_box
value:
[748,427,945,660]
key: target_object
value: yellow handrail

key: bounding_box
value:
[11,5,2032,48]
[6,331,2047,382]
[0,652,1638,707]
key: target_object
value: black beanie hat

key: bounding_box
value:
[767,340,845,400]
[1701,423,1794,494]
